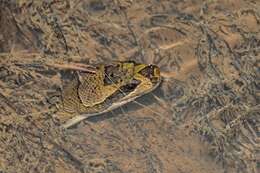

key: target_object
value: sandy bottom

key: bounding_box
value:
[0,1,259,173]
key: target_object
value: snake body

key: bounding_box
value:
[55,61,161,128]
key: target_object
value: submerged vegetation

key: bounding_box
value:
[0,1,259,173]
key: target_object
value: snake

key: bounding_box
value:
[54,61,161,128]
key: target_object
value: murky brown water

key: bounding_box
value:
[0,1,259,173]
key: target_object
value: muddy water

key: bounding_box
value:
[0,1,259,173]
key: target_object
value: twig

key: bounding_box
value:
[46,62,96,73]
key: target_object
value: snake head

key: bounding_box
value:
[134,63,161,85]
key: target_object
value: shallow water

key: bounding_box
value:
[0,1,259,173]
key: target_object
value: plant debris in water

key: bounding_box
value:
[0,1,259,173]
